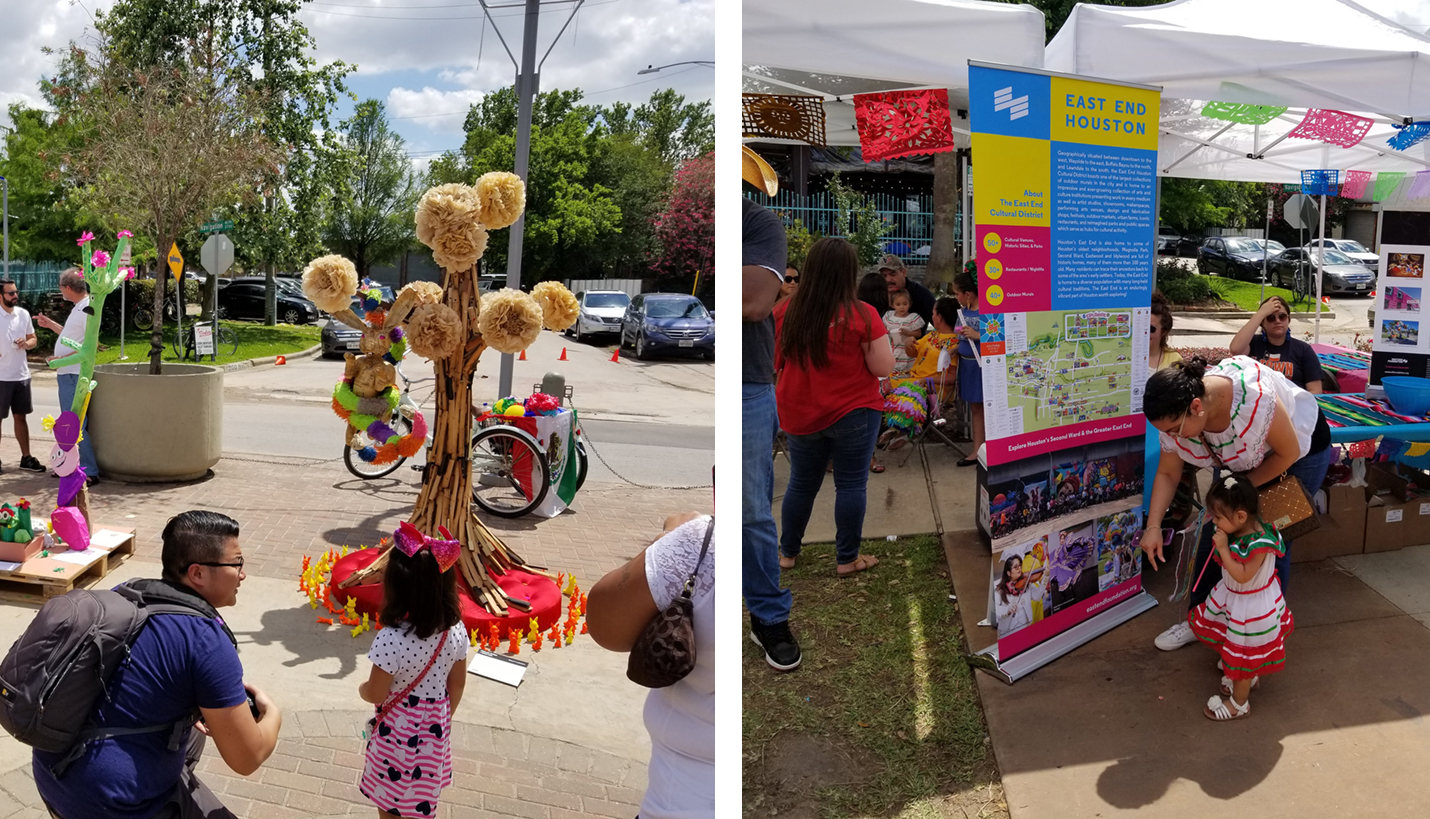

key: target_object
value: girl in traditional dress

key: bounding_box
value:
[995,554,1039,634]
[359,524,471,818]
[1190,474,1293,722]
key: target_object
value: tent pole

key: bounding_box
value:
[1261,197,1271,304]
[961,152,971,268]
[1153,176,1162,293]
[1315,193,1326,343]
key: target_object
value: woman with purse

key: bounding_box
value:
[587,513,715,819]
[1139,356,1332,652]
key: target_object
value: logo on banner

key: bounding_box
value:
[994,86,1030,121]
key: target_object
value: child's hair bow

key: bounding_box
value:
[393,521,461,573]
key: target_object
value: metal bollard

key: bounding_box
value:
[540,372,567,406]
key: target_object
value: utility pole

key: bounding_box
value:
[1,176,8,279]
[263,5,278,326]
[483,0,583,398]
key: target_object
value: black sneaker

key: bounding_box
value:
[17,455,44,473]
[750,616,802,672]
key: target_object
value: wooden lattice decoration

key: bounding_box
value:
[742,93,826,145]
[853,88,956,162]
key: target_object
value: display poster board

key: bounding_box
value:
[194,324,215,357]
[1370,244,1430,384]
[967,63,1160,681]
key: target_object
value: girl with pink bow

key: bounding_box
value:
[357,521,469,818]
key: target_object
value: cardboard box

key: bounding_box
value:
[1363,464,1430,553]
[0,535,43,565]
[1293,483,1368,562]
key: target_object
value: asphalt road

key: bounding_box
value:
[23,325,715,489]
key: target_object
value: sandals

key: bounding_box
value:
[1219,675,1260,698]
[877,428,901,450]
[870,459,885,474]
[837,554,880,578]
[1204,694,1251,721]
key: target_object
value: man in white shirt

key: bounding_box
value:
[0,279,44,474]
[35,269,99,485]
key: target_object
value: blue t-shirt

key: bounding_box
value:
[34,614,247,819]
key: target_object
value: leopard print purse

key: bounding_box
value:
[626,519,713,689]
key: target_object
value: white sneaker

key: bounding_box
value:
[1154,620,1197,651]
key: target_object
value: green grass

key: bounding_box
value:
[79,320,320,367]
[742,535,1004,818]
[1205,276,1299,311]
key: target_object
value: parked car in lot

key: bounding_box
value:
[217,277,320,324]
[1197,236,1284,280]
[1268,247,1376,294]
[564,290,631,342]
[1157,227,1200,256]
[1304,237,1379,268]
[620,293,714,360]
[321,286,396,357]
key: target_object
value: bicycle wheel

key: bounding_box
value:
[471,425,549,518]
[133,308,154,331]
[217,326,239,355]
[169,327,187,360]
[574,441,589,492]
[344,414,412,479]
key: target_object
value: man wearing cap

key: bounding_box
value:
[741,146,800,672]
[878,254,936,330]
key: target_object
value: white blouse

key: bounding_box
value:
[1159,356,1318,472]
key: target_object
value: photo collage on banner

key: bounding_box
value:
[969,63,1160,668]
[1371,244,1430,382]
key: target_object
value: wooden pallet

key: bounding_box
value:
[0,525,136,606]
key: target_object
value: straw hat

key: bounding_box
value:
[742,145,778,196]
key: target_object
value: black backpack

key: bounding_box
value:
[0,578,238,777]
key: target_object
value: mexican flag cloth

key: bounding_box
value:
[481,408,580,518]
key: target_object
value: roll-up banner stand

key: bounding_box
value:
[964,62,1160,683]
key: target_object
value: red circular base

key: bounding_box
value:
[328,548,563,635]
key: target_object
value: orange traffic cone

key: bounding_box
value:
[558,347,568,361]
[276,355,286,365]
[609,348,620,363]
[519,349,526,361]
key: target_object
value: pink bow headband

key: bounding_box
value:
[394,521,461,573]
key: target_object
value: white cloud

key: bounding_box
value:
[387,86,486,133]
[0,0,113,127]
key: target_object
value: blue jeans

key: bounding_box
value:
[1188,444,1335,610]
[742,383,790,627]
[780,407,881,566]
[56,373,98,478]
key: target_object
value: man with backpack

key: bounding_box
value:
[23,511,281,819]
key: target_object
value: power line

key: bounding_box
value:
[300,0,615,20]
[388,65,703,121]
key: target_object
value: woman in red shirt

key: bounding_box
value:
[774,238,895,577]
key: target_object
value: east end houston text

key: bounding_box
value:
[1064,95,1148,135]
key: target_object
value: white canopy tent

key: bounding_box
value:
[1046,0,1430,186]
[742,0,1047,148]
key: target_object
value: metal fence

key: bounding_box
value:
[2,262,68,294]
[743,190,952,266]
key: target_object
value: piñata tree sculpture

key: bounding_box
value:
[313,174,579,617]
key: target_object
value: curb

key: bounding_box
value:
[1172,310,1338,321]
[218,343,322,372]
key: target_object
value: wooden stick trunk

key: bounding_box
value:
[405,265,535,616]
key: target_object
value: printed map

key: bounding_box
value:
[1002,310,1134,432]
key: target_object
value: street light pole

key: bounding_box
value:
[498,0,542,399]
[1,175,8,279]
[636,61,714,75]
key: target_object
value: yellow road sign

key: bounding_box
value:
[168,243,184,282]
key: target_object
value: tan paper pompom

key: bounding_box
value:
[301,255,359,314]
[474,172,525,230]
[477,288,543,354]
[407,302,463,360]
[402,281,444,306]
[530,281,579,331]
[415,183,481,249]
[432,225,488,273]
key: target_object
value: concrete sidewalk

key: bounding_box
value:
[0,438,705,818]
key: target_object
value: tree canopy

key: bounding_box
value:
[321,100,418,277]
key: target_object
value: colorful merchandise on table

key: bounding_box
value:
[0,500,32,543]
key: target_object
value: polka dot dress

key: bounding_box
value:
[361,621,469,817]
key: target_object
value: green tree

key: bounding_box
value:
[91,0,351,322]
[828,172,892,266]
[59,37,285,372]
[0,105,104,264]
[628,89,714,164]
[321,100,418,277]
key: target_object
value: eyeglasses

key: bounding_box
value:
[1149,325,1162,334]
[1170,412,1193,439]
[192,558,244,571]
[1266,313,1290,322]
[784,275,799,283]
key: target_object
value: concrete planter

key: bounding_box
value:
[88,363,223,483]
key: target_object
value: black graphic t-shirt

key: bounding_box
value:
[1249,334,1324,391]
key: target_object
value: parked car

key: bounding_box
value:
[565,290,631,342]
[321,287,396,357]
[1197,236,1284,280]
[620,293,714,360]
[217,277,320,324]
[1304,238,1378,268]
[1156,226,1200,256]
[1268,247,1376,294]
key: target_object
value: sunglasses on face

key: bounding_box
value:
[1266,313,1290,322]
[784,275,799,283]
